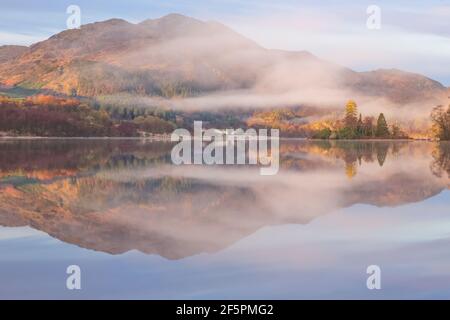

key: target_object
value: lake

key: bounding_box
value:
[0,139,449,299]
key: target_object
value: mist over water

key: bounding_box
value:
[0,139,449,299]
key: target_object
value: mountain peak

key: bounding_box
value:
[159,13,195,22]
[139,13,201,25]
[78,18,131,31]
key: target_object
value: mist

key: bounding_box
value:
[93,15,448,125]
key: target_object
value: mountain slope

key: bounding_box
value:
[0,45,28,64]
[0,14,268,95]
[0,14,447,109]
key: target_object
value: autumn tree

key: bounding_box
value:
[391,122,408,139]
[344,100,358,129]
[376,113,390,138]
[133,115,176,133]
[431,105,450,140]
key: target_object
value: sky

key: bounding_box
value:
[0,0,449,85]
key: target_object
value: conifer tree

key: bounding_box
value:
[357,113,363,136]
[376,113,390,138]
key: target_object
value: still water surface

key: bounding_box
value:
[0,139,449,299]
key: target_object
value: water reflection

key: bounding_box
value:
[432,142,450,179]
[0,139,448,259]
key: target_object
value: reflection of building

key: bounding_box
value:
[201,128,227,135]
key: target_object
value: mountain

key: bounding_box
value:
[0,14,267,95]
[0,45,28,64]
[0,14,447,111]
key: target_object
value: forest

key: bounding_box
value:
[431,105,450,141]
[1,93,449,139]
[0,95,175,137]
[312,100,409,140]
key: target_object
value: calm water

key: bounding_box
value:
[0,139,449,299]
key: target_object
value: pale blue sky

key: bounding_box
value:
[1,0,449,85]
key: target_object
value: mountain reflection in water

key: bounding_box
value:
[0,139,448,260]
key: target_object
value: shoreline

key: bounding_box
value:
[307,138,435,142]
[0,136,439,142]
[0,136,173,141]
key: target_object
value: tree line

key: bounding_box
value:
[431,105,450,140]
[0,95,175,137]
[313,100,408,140]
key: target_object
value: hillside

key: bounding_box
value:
[0,14,448,139]
[0,45,28,64]
[0,14,447,106]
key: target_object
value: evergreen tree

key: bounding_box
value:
[357,113,363,136]
[363,116,374,137]
[376,113,390,138]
